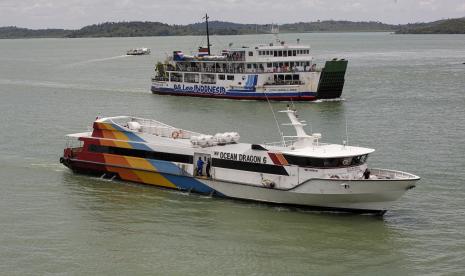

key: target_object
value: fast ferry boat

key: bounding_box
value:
[127,48,151,55]
[60,108,420,215]
[151,15,348,101]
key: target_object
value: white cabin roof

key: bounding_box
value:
[281,144,374,158]
[229,44,310,51]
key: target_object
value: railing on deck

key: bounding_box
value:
[264,138,298,148]
[152,65,321,78]
[108,117,203,140]
[370,168,419,180]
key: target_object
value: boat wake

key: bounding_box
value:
[30,162,65,172]
[66,55,130,67]
[311,98,346,103]
[0,78,146,94]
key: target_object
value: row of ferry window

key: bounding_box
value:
[88,144,288,175]
[170,73,234,84]
[88,144,368,169]
[170,71,305,84]
[247,61,311,69]
[88,144,192,163]
[257,49,310,57]
[283,154,369,168]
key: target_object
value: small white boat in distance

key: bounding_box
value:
[60,107,420,215]
[127,48,151,55]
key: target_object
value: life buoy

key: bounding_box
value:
[171,130,180,139]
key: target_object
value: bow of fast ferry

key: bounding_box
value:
[61,110,419,215]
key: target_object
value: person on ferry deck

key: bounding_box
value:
[363,168,371,179]
[206,158,211,178]
[197,157,204,176]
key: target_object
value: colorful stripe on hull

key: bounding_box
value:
[67,159,220,195]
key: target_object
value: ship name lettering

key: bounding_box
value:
[173,84,226,94]
[218,152,265,163]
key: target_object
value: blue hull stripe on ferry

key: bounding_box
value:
[162,174,220,195]
[148,159,223,195]
[111,123,148,143]
[152,86,316,98]
[148,159,183,175]
[130,142,153,151]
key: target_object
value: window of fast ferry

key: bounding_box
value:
[283,154,369,168]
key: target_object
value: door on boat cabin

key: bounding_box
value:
[286,165,300,187]
[193,153,212,179]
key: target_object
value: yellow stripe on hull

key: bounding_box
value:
[131,170,177,188]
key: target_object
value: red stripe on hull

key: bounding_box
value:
[66,159,108,175]
[268,153,281,165]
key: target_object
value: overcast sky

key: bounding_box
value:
[1,0,464,29]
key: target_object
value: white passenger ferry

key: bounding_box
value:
[60,107,419,215]
[151,15,348,101]
[127,48,151,55]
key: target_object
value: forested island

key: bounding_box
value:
[395,18,465,34]
[0,27,71,38]
[1,18,464,39]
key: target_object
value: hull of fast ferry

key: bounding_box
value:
[62,156,415,215]
[206,177,417,215]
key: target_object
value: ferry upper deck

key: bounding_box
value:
[69,116,375,160]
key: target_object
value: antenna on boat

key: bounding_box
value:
[271,24,280,43]
[204,13,211,56]
[345,118,349,147]
[263,92,286,146]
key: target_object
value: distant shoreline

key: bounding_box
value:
[1,18,463,39]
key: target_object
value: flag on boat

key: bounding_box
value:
[198,47,209,56]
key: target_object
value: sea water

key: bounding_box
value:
[0,33,464,275]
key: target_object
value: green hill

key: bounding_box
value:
[1,17,464,39]
[280,20,395,32]
[65,20,396,37]
[0,20,396,39]
[395,18,465,34]
[0,26,70,38]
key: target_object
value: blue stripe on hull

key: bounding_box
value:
[147,159,222,195]
[162,174,221,195]
[151,86,317,99]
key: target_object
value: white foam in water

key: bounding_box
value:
[66,55,130,67]
[311,98,346,103]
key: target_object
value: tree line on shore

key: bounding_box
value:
[1,18,464,39]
